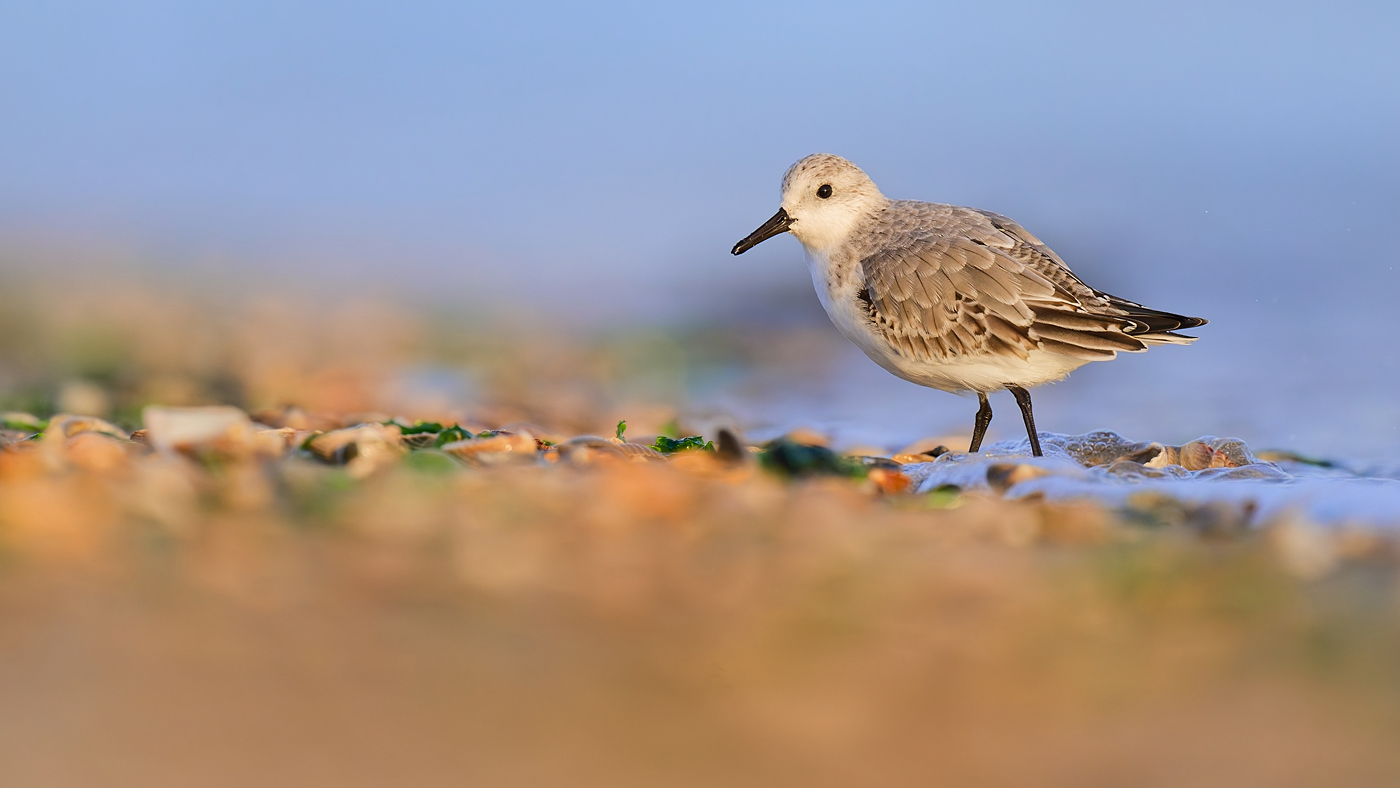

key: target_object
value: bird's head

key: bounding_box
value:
[732,154,887,256]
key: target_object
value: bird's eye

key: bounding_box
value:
[817,184,833,199]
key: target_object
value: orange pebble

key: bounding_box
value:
[66,432,133,472]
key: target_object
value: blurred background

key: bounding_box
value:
[3,0,1399,454]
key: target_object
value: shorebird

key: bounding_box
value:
[731,154,1207,457]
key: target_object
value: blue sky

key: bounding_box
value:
[3,0,1396,314]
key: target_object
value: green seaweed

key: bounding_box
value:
[0,413,47,433]
[651,435,714,454]
[403,449,460,474]
[924,484,962,508]
[758,437,864,479]
[389,419,445,436]
[435,425,470,447]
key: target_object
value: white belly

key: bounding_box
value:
[806,250,1093,394]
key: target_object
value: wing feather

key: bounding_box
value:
[857,202,1204,365]
[1035,338,1118,361]
[963,264,1018,305]
[1030,323,1146,353]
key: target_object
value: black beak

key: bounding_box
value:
[731,208,792,255]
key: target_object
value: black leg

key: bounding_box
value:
[968,392,993,453]
[1006,385,1043,457]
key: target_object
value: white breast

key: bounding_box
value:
[805,248,902,365]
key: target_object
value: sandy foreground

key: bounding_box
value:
[1,404,1398,788]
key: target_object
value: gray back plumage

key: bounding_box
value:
[852,201,1205,363]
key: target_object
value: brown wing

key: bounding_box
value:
[972,210,1208,338]
[858,204,1174,363]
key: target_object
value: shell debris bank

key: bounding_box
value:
[2,403,1399,572]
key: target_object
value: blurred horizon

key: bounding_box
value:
[3,0,1400,457]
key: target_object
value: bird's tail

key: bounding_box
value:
[1103,294,1207,343]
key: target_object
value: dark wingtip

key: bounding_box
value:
[1106,295,1210,335]
[1166,316,1208,331]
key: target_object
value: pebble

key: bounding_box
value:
[306,424,406,478]
[440,432,541,466]
[143,406,253,453]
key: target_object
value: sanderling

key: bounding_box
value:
[732,153,1206,457]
